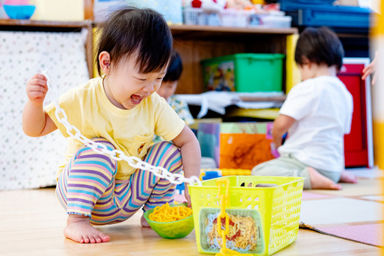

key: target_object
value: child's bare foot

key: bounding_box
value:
[307,167,342,190]
[339,171,358,183]
[64,215,110,243]
[140,215,150,228]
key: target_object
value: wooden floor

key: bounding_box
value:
[0,176,382,256]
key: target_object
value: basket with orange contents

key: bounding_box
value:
[143,202,194,239]
[189,176,304,255]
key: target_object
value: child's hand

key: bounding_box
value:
[26,74,48,105]
[362,53,377,84]
[184,183,192,207]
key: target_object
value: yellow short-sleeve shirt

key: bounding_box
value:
[45,77,185,180]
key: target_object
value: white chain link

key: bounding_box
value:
[53,101,202,186]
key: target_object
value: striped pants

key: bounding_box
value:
[56,138,182,225]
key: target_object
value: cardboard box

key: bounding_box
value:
[198,122,275,169]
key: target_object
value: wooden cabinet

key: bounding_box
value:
[169,25,298,94]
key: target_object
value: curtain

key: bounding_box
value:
[0,29,89,190]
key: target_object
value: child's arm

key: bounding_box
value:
[22,74,57,137]
[172,125,201,206]
[272,114,296,148]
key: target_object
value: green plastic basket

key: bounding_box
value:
[202,53,285,92]
[144,203,195,239]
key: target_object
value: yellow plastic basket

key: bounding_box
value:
[189,176,304,255]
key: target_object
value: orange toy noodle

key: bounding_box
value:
[148,203,192,222]
[206,213,258,251]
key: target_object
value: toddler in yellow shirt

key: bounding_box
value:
[22,7,201,244]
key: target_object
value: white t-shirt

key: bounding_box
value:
[278,76,353,173]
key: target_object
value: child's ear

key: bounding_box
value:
[99,51,111,75]
[301,56,311,67]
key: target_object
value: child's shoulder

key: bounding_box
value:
[81,77,102,90]
[60,77,102,101]
[71,77,102,94]
[296,76,342,90]
[137,93,168,112]
[290,78,316,94]
[148,92,167,105]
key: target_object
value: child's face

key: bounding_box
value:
[157,81,178,100]
[105,54,167,110]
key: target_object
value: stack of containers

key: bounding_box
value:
[201,53,285,93]
[183,0,292,28]
[94,0,183,24]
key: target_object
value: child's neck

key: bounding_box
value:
[312,65,337,78]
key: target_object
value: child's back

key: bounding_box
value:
[279,75,353,173]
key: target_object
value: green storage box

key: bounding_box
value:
[201,53,285,92]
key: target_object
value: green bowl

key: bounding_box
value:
[144,203,194,239]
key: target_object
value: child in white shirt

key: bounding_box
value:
[252,27,356,189]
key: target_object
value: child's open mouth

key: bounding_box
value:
[130,94,143,105]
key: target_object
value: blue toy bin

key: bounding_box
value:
[3,5,36,19]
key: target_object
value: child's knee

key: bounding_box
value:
[151,141,182,174]
[251,161,270,175]
[152,141,177,150]
[74,137,117,175]
[90,137,116,151]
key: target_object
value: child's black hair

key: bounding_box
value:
[163,51,183,82]
[96,7,173,75]
[295,27,344,70]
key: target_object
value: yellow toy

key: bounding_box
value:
[189,176,304,255]
[216,179,253,256]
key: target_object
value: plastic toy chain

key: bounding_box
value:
[216,179,252,256]
[44,72,202,187]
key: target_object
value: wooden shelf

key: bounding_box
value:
[170,24,297,35]
[170,25,296,94]
[238,94,286,102]
[170,25,297,41]
[0,19,92,29]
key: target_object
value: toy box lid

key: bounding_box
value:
[280,0,369,12]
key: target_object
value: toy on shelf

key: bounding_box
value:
[184,0,291,28]
[3,0,36,20]
[226,0,254,9]
[192,0,226,12]
[201,53,285,93]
